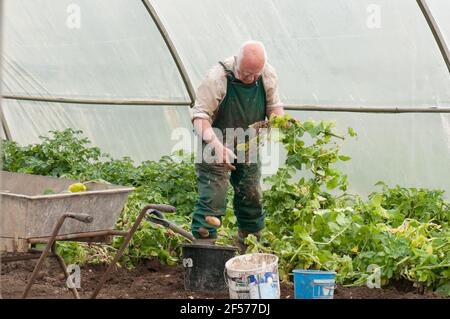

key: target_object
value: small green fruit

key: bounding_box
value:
[68,183,87,193]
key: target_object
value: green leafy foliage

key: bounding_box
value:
[2,123,449,295]
[54,241,88,265]
[372,181,449,226]
[2,129,103,177]
[246,114,450,294]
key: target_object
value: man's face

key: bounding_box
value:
[237,59,265,84]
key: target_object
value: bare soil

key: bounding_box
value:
[0,256,445,299]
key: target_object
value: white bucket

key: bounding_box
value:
[225,253,280,299]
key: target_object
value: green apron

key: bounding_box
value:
[191,61,267,239]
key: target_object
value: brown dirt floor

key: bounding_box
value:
[0,255,446,299]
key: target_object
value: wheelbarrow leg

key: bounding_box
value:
[51,243,80,299]
[22,213,93,299]
[90,204,176,299]
[90,207,148,299]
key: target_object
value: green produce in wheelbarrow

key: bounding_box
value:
[190,41,285,252]
[68,182,87,193]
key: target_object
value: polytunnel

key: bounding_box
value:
[1,0,450,198]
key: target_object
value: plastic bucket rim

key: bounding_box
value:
[225,253,279,273]
[225,253,281,299]
[293,269,336,299]
[293,269,336,275]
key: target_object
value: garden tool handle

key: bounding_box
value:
[145,204,176,213]
[146,210,170,227]
[167,223,195,242]
[146,209,195,242]
[65,213,94,223]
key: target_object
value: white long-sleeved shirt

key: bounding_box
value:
[190,56,283,124]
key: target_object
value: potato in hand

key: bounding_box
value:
[205,216,221,227]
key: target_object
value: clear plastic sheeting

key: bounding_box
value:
[153,0,450,107]
[427,0,450,45]
[2,99,192,162]
[0,119,5,140]
[287,110,450,197]
[0,0,449,196]
[2,0,189,101]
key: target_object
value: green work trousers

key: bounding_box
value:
[191,161,264,239]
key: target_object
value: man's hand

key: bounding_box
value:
[211,139,237,171]
[266,106,284,120]
[194,118,237,171]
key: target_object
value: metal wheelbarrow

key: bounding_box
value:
[0,170,175,299]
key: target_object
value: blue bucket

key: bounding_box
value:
[293,270,336,299]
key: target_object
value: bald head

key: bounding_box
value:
[236,41,266,84]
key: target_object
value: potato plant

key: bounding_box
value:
[245,115,449,295]
[1,123,448,295]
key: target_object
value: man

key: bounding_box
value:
[191,41,284,249]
